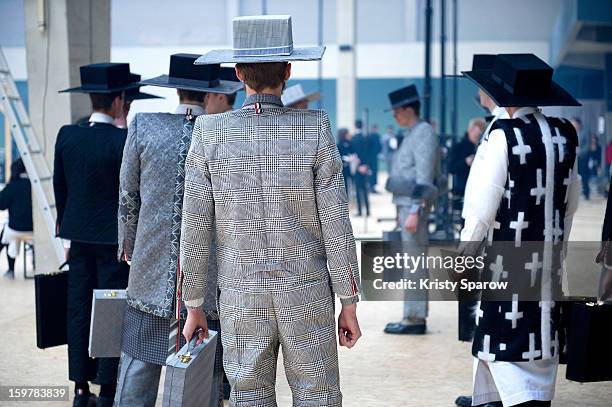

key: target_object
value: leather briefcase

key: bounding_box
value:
[163,330,218,407]
[34,263,68,349]
[88,289,127,358]
[566,301,612,382]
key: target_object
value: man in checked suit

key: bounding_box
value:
[180,15,362,407]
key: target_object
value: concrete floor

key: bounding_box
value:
[0,186,610,406]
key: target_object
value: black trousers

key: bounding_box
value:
[67,242,129,384]
[354,173,370,216]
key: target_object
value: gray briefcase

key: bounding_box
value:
[88,289,127,358]
[163,330,218,407]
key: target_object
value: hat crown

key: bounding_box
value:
[492,54,553,98]
[471,54,496,71]
[388,84,420,108]
[168,53,220,83]
[232,15,294,57]
[79,63,132,91]
[281,84,306,105]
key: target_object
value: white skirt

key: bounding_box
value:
[472,356,559,406]
[1,225,33,258]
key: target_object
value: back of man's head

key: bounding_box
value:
[90,92,122,113]
[355,119,363,130]
[236,62,289,93]
[177,89,206,104]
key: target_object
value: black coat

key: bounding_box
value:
[351,132,369,168]
[0,176,33,232]
[448,135,477,195]
[602,174,612,241]
[53,122,127,244]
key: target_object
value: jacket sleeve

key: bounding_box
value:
[0,183,12,210]
[313,111,360,304]
[117,115,141,262]
[180,116,215,307]
[414,125,438,189]
[53,128,67,235]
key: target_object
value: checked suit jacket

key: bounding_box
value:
[180,93,360,306]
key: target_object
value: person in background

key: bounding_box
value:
[351,119,371,216]
[448,118,486,200]
[55,63,133,407]
[384,84,439,335]
[605,138,612,180]
[368,124,382,193]
[381,124,398,173]
[0,159,33,279]
[337,128,354,197]
[571,117,591,199]
[113,73,163,128]
[281,83,320,109]
[588,135,602,195]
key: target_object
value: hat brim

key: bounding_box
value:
[284,91,321,106]
[59,82,141,94]
[462,70,581,107]
[139,75,243,94]
[385,96,421,112]
[194,46,325,64]
[128,90,164,100]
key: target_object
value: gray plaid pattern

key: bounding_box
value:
[233,16,293,56]
[180,93,360,305]
[220,280,341,407]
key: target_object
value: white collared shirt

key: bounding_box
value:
[173,104,206,116]
[88,112,115,125]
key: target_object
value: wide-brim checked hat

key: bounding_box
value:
[140,54,243,94]
[463,53,580,107]
[386,84,420,111]
[281,84,320,106]
[195,15,325,64]
[60,63,141,93]
[125,73,163,101]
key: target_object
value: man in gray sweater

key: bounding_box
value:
[384,84,440,335]
[114,54,242,407]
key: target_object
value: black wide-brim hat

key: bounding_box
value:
[463,54,580,107]
[125,74,163,101]
[140,54,243,94]
[60,63,141,94]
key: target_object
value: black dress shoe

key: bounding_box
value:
[383,322,426,335]
[96,395,113,407]
[455,395,472,407]
[73,392,97,407]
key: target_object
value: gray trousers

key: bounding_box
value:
[398,204,430,321]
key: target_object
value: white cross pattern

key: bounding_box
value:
[510,212,529,247]
[563,169,572,203]
[487,221,501,245]
[530,169,545,205]
[504,178,515,209]
[490,255,508,282]
[553,210,563,244]
[478,334,497,362]
[512,128,532,165]
[552,127,567,162]
[476,306,484,326]
[522,332,542,361]
[525,252,543,287]
[551,331,559,357]
[505,294,524,329]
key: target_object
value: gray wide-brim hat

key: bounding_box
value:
[195,15,325,65]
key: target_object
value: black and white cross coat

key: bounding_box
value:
[461,107,580,363]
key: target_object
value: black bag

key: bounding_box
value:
[35,262,68,349]
[566,301,612,382]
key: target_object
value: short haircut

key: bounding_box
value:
[225,92,237,107]
[236,62,288,92]
[355,119,363,129]
[468,117,486,131]
[177,89,206,103]
[89,91,122,111]
[402,100,421,116]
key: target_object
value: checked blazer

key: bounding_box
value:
[180,93,360,306]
